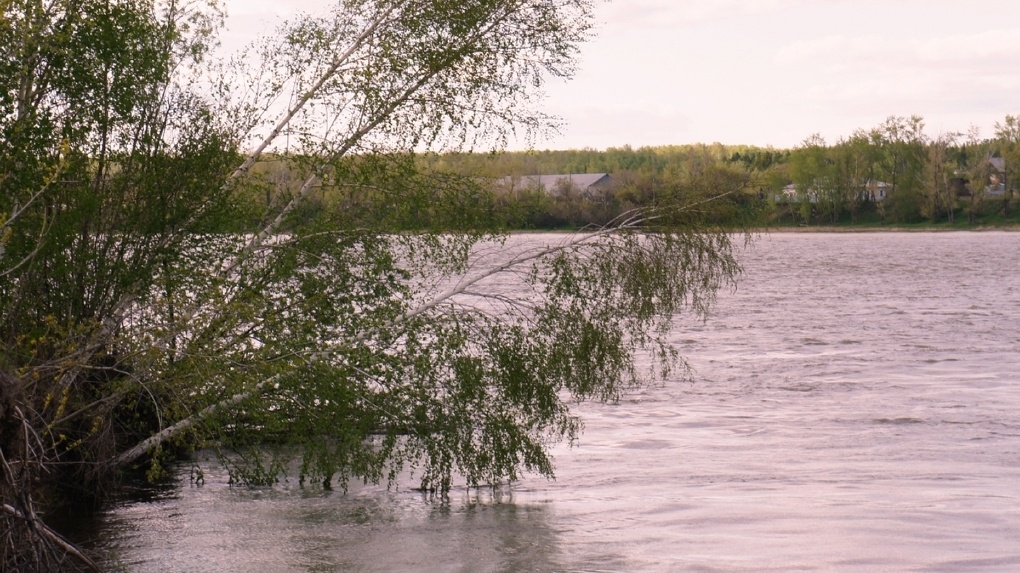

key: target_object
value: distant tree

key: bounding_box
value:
[962,127,996,224]
[831,131,881,223]
[920,131,959,224]
[789,134,831,223]
[612,169,661,209]
[875,116,927,223]
[994,114,1020,215]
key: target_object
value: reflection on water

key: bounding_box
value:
[69,460,566,573]
[65,232,1020,572]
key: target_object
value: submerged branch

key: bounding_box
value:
[1,504,104,573]
[113,212,659,467]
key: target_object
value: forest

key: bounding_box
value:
[450,115,1020,228]
[248,114,1019,231]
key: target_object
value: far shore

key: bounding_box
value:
[508,224,1020,235]
[765,224,1020,233]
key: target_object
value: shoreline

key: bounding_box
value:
[508,224,1020,235]
[765,224,1020,233]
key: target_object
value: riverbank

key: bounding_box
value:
[767,224,1020,232]
[508,222,1020,234]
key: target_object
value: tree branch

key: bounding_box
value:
[1,503,104,573]
[112,212,656,467]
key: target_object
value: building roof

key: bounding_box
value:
[497,173,611,193]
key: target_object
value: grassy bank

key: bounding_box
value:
[766,201,1020,232]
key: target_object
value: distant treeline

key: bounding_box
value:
[239,143,764,231]
[240,114,1020,231]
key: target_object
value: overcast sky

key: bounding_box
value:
[222,0,1020,150]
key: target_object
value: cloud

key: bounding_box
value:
[599,0,819,28]
[539,104,694,149]
[224,0,330,18]
[771,26,1020,125]
[776,28,1020,74]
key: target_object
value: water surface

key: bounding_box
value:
[71,232,1020,572]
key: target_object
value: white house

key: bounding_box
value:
[864,180,892,202]
[773,180,890,204]
[775,183,807,203]
[773,183,819,204]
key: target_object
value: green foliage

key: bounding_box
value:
[1,10,754,565]
[1,4,239,566]
[3,3,1018,570]
[768,115,1020,227]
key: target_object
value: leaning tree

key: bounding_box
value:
[0,1,747,570]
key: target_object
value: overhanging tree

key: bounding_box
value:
[1,1,746,570]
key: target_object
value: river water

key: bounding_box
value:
[67,232,1020,572]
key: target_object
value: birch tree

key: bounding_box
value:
[875,115,927,222]
[963,127,996,224]
[920,131,958,224]
[789,134,830,223]
[1,1,746,569]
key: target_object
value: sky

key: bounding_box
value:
[221,0,1020,151]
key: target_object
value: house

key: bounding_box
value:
[863,180,891,202]
[986,157,1007,197]
[773,183,822,204]
[496,173,613,198]
[956,156,1008,197]
[774,183,810,203]
[772,180,890,204]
